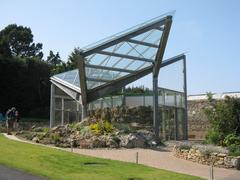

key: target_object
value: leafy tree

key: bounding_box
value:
[67,47,81,69]
[204,96,240,145]
[0,24,43,59]
[46,50,68,75]
[47,50,61,66]
[0,56,50,117]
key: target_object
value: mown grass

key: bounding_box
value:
[0,135,202,180]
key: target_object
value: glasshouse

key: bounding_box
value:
[50,12,188,140]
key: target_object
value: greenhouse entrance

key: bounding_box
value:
[49,12,188,140]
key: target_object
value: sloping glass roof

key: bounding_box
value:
[54,69,80,88]
[80,13,174,90]
[52,12,174,94]
[81,11,174,52]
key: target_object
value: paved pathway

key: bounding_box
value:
[3,133,240,180]
[0,164,46,180]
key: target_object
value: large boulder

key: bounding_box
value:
[106,136,120,148]
[89,136,107,148]
[32,136,40,143]
[120,133,147,148]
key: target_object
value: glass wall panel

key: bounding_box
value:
[55,98,62,110]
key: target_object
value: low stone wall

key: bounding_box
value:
[173,147,240,170]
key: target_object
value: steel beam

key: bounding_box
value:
[154,26,164,31]
[50,84,55,128]
[98,51,154,63]
[153,76,159,136]
[183,55,188,140]
[85,64,134,73]
[81,17,169,57]
[86,77,111,83]
[127,39,159,48]
[152,16,172,137]
[160,54,185,68]
[174,93,178,140]
[61,98,64,126]
[77,53,88,119]
[153,16,172,77]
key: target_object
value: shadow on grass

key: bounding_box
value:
[83,162,108,166]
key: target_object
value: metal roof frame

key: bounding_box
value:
[76,14,173,106]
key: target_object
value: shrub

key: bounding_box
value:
[43,127,50,134]
[223,133,240,147]
[68,123,76,129]
[104,121,114,133]
[79,126,92,138]
[205,129,224,145]
[90,120,114,135]
[228,144,240,156]
[206,91,214,102]
[37,133,46,140]
[204,96,240,137]
[113,122,131,133]
[193,144,228,155]
[50,133,60,142]
[90,123,101,135]
[178,143,192,150]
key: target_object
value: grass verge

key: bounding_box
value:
[0,134,202,180]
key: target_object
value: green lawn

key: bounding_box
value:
[0,135,202,180]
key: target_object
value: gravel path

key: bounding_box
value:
[0,164,46,180]
[3,133,240,180]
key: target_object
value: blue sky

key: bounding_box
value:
[1,0,240,94]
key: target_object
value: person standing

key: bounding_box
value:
[6,108,12,135]
[10,107,16,131]
[14,110,20,130]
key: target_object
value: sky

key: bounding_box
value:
[1,0,240,95]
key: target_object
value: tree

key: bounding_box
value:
[67,47,81,69]
[47,50,62,66]
[204,96,240,145]
[46,50,68,75]
[0,56,50,118]
[0,24,43,59]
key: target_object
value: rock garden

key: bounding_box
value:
[15,109,159,149]
[0,106,158,149]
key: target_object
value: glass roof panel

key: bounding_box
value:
[81,11,174,52]
[132,29,162,44]
[83,28,163,89]
[111,42,140,57]
[53,69,79,88]
[86,67,129,81]
[134,46,159,59]
[87,81,104,89]
[52,12,174,91]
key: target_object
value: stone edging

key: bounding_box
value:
[173,147,240,170]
